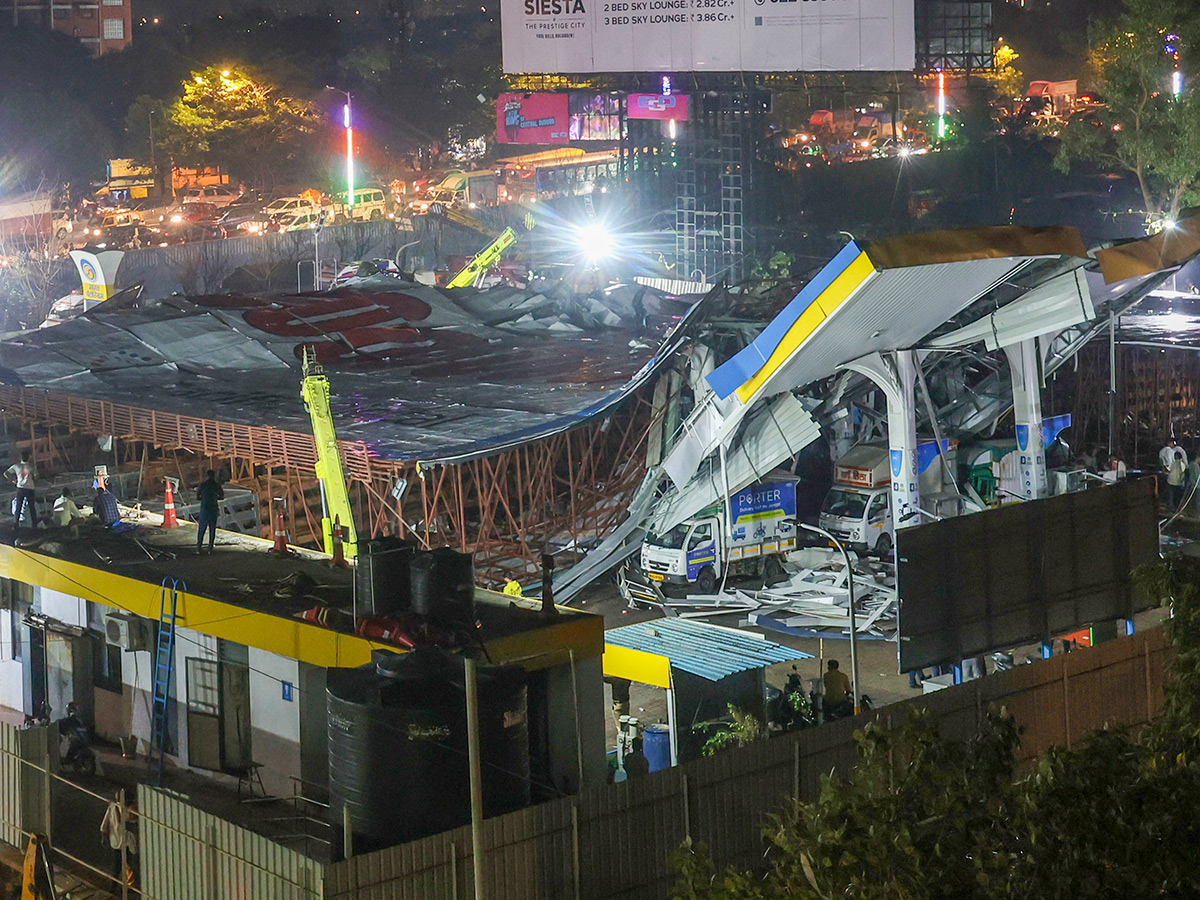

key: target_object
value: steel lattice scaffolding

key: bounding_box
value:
[0,383,662,587]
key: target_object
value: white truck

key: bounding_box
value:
[410,170,499,213]
[640,480,798,594]
[818,445,894,554]
[818,440,959,555]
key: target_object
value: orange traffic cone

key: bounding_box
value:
[162,478,179,528]
[330,515,348,567]
[270,502,291,556]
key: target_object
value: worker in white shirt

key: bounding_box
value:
[1160,438,1187,471]
[4,450,37,527]
[53,487,87,529]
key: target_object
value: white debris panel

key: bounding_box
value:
[622,547,898,638]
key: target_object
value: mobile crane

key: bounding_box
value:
[300,346,358,559]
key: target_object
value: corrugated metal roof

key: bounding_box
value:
[605,618,811,682]
[651,392,820,533]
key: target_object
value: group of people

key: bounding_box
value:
[1160,437,1200,513]
[3,449,227,553]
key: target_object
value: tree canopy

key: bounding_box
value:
[129,65,324,188]
[1053,0,1200,228]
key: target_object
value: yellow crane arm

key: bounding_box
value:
[300,348,358,559]
[447,226,518,288]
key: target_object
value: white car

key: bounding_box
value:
[276,210,323,233]
[263,196,320,218]
[176,185,242,208]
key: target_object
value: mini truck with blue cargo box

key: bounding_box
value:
[640,480,798,594]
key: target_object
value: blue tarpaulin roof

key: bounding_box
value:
[605,618,811,682]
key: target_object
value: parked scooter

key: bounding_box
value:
[767,666,817,732]
[55,703,97,777]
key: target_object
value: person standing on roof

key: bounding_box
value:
[5,451,37,528]
[195,470,224,554]
[1160,437,1186,472]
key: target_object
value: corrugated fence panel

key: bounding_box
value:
[689,732,795,871]
[0,722,22,849]
[135,627,1174,900]
[578,765,686,900]
[139,785,322,900]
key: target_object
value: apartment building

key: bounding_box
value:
[9,0,132,55]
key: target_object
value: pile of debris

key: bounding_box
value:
[621,546,898,639]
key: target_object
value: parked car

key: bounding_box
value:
[176,185,242,208]
[79,209,145,244]
[275,209,324,233]
[263,196,320,218]
[219,202,274,235]
[165,202,220,225]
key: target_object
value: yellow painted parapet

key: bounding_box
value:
[0,543,602,672]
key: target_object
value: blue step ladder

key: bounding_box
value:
[148,577,184,783]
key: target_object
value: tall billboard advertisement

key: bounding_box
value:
[501,0,915,73]
[627,93,689,120]
[498,92,624,143]
[497,93,570,144]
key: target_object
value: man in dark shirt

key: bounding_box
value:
[195,471,224,554]
[94,486,120,527]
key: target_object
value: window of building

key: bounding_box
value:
[102,0,125,5]
[6,580,32,662]
[9,609,22,662]
[91,631,122,694]
[102,16,123,39]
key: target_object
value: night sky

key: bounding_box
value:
[994,0,1127,82]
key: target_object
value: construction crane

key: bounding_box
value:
[300,346,358,559]
[446,213,535,289]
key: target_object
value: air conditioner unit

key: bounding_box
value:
[105,612,149,652]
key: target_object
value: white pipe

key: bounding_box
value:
[464,656,486,900]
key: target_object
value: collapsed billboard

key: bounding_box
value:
[501,0,915,74]
[896,478,1159,673]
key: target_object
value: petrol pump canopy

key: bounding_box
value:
[707,226,1091,407]
[604,617,811,688]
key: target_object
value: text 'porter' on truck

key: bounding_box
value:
[640,479,799,595]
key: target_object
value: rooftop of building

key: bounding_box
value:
[1,509,602,671]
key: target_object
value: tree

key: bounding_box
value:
[137,65,324,188]
[984,40,1026,99]
[1053,0,1200,229]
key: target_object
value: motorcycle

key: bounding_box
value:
[55,704,97,777]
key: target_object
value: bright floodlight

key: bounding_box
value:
[578,222,614,262]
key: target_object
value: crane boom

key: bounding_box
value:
[447,226,518,288]
[300,347,358,559]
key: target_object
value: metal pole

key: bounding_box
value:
[1108,310,1116,458]
[119,788,129,900]
[464,655,486,900]
[342,804,353,860]
[799,523,859,714]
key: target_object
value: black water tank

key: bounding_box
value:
[355,537,417,617]
[410,548,475,624]
[326,646,529,851]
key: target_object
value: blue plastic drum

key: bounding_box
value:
[642,723,672,772]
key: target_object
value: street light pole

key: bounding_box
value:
[326,86,355,211]
[799,523,860,715]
